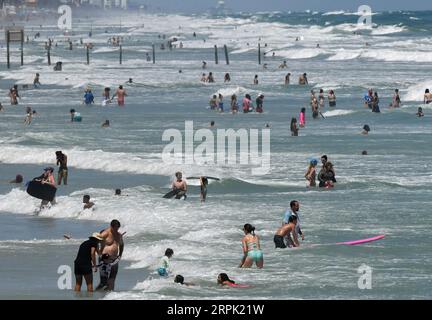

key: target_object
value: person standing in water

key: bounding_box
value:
[102,87,111,104]
[100,220,124,291]
[239,224,263,269]
[311,96,319,119]
[274,216,299,248]
[24,107,32,125]
[299,107,306,127]
[113,85,127,106]
[372,92,380,113]
[209,95,218,110]
[231,94,238,114]
[217,93,224,112]
[290,118,299,136]
[364,89,373,109]
[242,94,252,113]
[328,90,336,107]
[158,248,174,276]
[305,159,317,187]
[390,89,401,108]
[55,151,68,185]
[33,73,41,88]
[172,172,187,200]
[279,60,288,68]
[207,72,215,83]
[34,167,57,210]
[224,73,231,83]
[424,89,432,104]
[83,88,94,105]
[285,73,291,85]
[198,176,209,202]
[283,200,304,242]
[255,94,264,113]
[319,89,325,109]
[253,75,259,85]
[74,233,103,292]
[299,73,308,85]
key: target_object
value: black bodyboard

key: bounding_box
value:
[26,180,57,201]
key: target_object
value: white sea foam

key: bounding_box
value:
[404,81,432,101]
[321,110,356,117]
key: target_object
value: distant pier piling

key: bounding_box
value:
[214,45,219,64]
[224,45,229,65]
[258,43,261,65]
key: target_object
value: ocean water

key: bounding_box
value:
[0,10,431,300]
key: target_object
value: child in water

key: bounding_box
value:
[174,275,195,286]
[217,273,249,288]
[304,159,317,187]
[157,248,174,276]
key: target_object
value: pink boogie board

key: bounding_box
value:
[336,234,385,246]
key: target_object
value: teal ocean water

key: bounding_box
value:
[0,10,431,299]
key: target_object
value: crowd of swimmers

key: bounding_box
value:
[208,92,265,114]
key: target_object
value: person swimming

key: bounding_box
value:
[217,273,249,288]
[10,174,23,184]
[362,124,371,135]
[239,224,264,269]
[174,275,195,286]
[416,107,424,117]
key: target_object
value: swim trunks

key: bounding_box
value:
[274,235,287,248]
